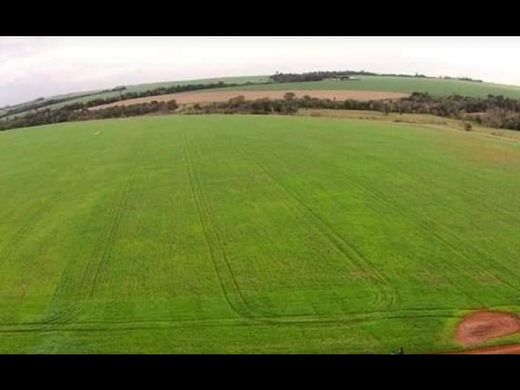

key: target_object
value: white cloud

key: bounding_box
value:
[1,36,520,107]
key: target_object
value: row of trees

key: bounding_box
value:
[185,92,520,131]
[0,90,108,119]
[270,71,429,83]
[0,100,178,131]
[0,80,269,121]
[441,76,483,83]
[270,71,486,84]
[270,71,374,83]
[53,81,244,112]
[185,94,299,115]
[4,91,520,132]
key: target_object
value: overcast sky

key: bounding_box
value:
[1,36,520,107]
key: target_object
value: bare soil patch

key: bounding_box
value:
[456,310,520,346]
[455,344,520,354]
[89,90,409,110]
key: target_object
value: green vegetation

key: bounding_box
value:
[227,75,520,98]
[1,115,520,353]
[21,75,270,112]
[0,75,270,121]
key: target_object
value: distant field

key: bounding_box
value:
[90,90,408,110]
[224,76,520,98]
[6,74,520,121]
[1,114,520,353]
[33,75,271,111]
[84,75,520,111]
[0,75,270,118]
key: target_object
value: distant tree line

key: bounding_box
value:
[184,94,300,115]
[440,76,483,83]
[185,92,520,131]
[270,71,428,83]
[0,100,178,131]
[0,91,107,119]
[0,80,271,121]
[270,71,486,84]
[4,91,520,132]
[270,71,373,83]
[48,82,240,113]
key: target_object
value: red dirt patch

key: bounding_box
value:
[455,344,520,354]
[456,310,520,346]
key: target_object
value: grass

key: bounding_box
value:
[0,75,270,121]
[6,74,520,122]
[225,76,520,98]
[6,75,271,115]
[296,109,520,141]
[1,114,520,353]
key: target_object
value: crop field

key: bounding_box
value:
[1,115,520,353]
[18,75,271,113]
[226,76,520,98]
[7,74,520,121]
[89,90,408,110]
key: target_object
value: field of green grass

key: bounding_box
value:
[226,76,520,98]
[26,75,271,112]
[1,114,520,353]
[6,74,520,122]
[0,75,270,121]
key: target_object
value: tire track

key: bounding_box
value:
[44,176,133,325]
[182,133,262,322]
[233,144,400,309]
[334,154,520,296]
[0,306,467,334]
[42,136,143,326]
[250,130,520,299]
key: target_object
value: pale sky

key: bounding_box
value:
[1,36,520,107]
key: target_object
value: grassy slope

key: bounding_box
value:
[28,76,270,111]
[0,75,270,120]
[6,74,520,120]
[1,115,520,353]
[225,76,520,98]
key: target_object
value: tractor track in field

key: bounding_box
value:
[258,129,520,299]
[43,174,133,325]
[236,134,492,306]
[324,158,519,299]
[0,306,466,334]
[42,138,143,326]
[232,144,400,309]
[182,134,261,322]
[2,131,422,333]
[183,132,403,325]
[348,152,520,295]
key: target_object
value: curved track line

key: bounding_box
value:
[233,143,400,309]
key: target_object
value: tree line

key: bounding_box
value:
[0,80,269,121]
[270,71,483,84]
[0,100,179,131]
[185,92,520,130]
[4,91,520,132]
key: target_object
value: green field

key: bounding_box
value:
[225,76,520,98]
[0,75,270,120]
[1,114,520,353]
[20,75,271,112]
[6,74,520,121]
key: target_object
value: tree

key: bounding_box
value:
[166,99,178,111]
[283,92,296,101]
[229,96,245,106]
